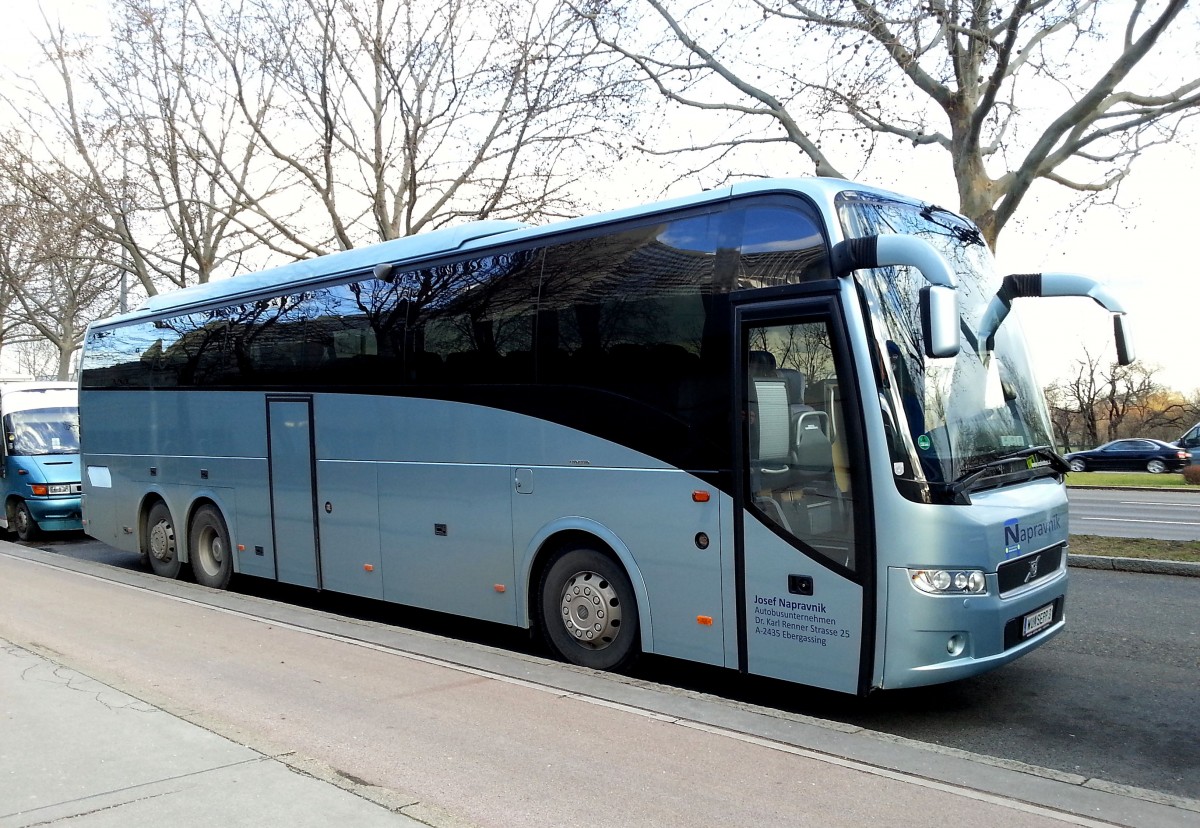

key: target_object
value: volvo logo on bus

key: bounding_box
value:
[1023,555,1041,584]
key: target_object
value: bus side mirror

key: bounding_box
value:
[979,272,1134,365]
[920,285,960,359]
[831,235,961,359]
[1114,314,1135,366]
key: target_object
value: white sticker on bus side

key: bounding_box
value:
[86,466,112,488]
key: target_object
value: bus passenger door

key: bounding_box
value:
[735,301,872,695]
[267,397,321,588]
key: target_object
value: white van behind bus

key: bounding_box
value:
[0,382,83,540]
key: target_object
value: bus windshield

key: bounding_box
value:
[836,192,1055,499]
[5,407,81,456]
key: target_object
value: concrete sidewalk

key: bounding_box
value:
[0,642,444,827]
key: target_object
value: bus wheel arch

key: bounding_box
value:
[188,501,234,590]
[141,497,182,579]
[532,532,644,672]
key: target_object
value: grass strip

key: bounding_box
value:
[1066,472,1197,489]
[1069,534,1200,564]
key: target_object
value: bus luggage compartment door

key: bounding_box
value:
[267,397,321,588]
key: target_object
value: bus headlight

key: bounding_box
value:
[910,568,987,595]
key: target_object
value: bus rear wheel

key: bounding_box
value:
[189,505,233,589]
[538,546,639,672]
[144,502,182,579]
[13,501,40,542]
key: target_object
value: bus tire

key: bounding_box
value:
[13,501,39,542]
[538,545,640,672]
[189,505,233,590]
[144,501,182,579]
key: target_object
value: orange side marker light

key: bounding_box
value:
[364,564,374,572]
[692,490,711,503]
[696,615,713,626]
[494,584,507,593]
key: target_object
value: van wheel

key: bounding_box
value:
[144,502,182,579]
[538,546,640,672]
[189,505,233,589]
[13,501,39,542]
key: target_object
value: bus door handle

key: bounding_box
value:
[514,468,534,494]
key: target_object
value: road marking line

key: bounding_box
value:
[1080,517,1200,526]
[1116,501,1199,508]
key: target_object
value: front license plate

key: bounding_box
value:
[1022,603,1055,638]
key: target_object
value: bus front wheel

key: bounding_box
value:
[144,502,182,579]
[13,501,39,542]
[538,546,640,672]
[189,505,233,590]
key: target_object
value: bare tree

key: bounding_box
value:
[1044,347,1165,448]
[188,0,641,258]
[1125,387,1198,442]
[11,247,119,380]
[1101,360,1161,442]
[4,19,161,299]
[580,0,1200,248]
[0,143,120,379]
[0,156,35,367]
[1047,348,1104,447]
[99,0,268,288]
[0,0,640,363]
[1,1,282,297]
[1042,382,1077,452]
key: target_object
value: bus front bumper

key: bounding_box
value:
[879,564,1067,689]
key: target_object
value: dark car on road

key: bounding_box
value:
[1065,439,1192,474]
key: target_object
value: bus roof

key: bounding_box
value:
[0,382,78,414]
[98,177,921,328]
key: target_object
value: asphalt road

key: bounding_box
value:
[20,531,1200,803]
[1067,487,1200,540]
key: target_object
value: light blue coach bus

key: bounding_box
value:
[78,179,1131,694]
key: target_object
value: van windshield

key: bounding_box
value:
[4,407,80,455]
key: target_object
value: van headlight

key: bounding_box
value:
[30,484,73,496]
[910,568,987,595]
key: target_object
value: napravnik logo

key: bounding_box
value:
[1003,514,1064,558]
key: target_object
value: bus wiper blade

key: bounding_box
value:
[949,446,1069,498]
[918,205,985,247]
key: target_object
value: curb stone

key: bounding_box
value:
[1068,553,1200,577]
